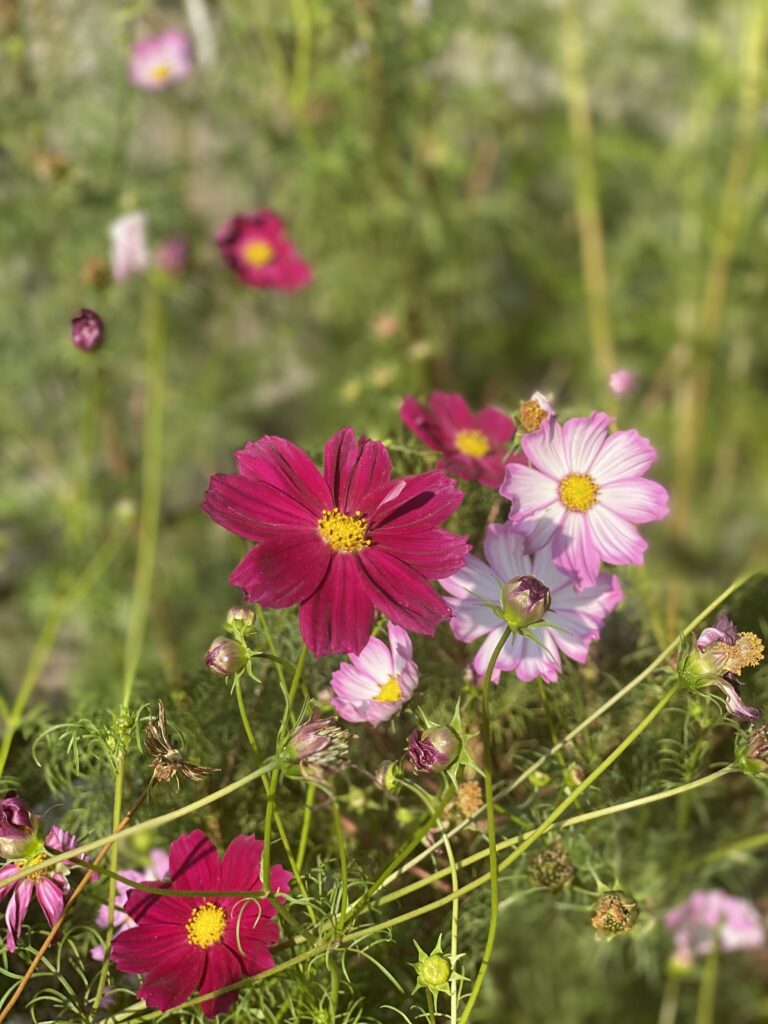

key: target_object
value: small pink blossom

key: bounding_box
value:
[608,369,636,396]
[501,412,669,590]
[130,30,194,92]
[216,211,311,291]
[71,309,104,352]
[664,889,765,966]
[441,522,622,682]
[109,211,149,282]
[154,236,187,274]
[330,623,419,725]
[401,391,518,488]
[91,849,169,962]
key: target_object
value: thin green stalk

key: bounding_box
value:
[458,626,510,1024]
[695,947,719,1024]
[256,605,288,694]
[331,800,348,928]
[296,783,316,871]
[0,530,124,779]
[442,831,460,1024]
[658,975,680,1024]
[288,0,313,117]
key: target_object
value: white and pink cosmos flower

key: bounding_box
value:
[129,30,194,92]
[330,623,419,725]
[501,412,668,590]
[440,522,622,683]
[109,211,149,283]
[664,889,765,967]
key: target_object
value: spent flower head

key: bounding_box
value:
[286,717,350,781]
[528,843,575,893]
[679,615,764,722]
[591,891,639,940]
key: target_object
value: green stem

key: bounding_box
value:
[458,626,510,1024]
[296,783,316,871]
[695,947,719,1024]
[442,830,460,1024]
[331,800,348,928]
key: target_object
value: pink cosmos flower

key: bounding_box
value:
[0,825,79,952]
[154,236,188,274]
[441,522,622,682]
[111,830,290,1018]
[401,391,518,488]
[664,889,765,967]
[202,427,468,656]
[216,211,311,290]
[330,622,419,724]
[608,369,636,396]
[91,849,169,962]
[129,30,194,91]
[109,211,149,282]
[686,613,764,722]
[501,412,669,589]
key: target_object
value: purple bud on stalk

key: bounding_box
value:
[406,727,459,774]
[500,575,551,629]
[0,792,35,859]
[204,635,247,677]
[71,308,104,352]
[286,717,350,780]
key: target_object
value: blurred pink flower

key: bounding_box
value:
[501,412,668,589]
[109,212,149,282]
[216,211,311,290]
[608,369,636,396]
[91,849,169,962]
[664,889,765,966]
[130,30,194,91]
[401,391,518,488]
[441,522,622,682]
[71,308,104,352]
[330,623,419,724]
[154,236,187,274]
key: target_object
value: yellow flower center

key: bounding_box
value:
[317,508,370,553]
[242,239,275,268]
[150,62,172,82]
[454,429,491,458]
[24,852,49,883]
[711,631,765,676]
[374,676,402,702]
[519,399,547,433]
[186,902,227,948]
[559,473,599,512]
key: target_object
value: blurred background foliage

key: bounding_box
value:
[1,0,768,1021]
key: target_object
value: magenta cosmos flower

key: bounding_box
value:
[441,522,622,682]
[501,412,668,589]
[0,824,79,952]
[216,211,311,290]
[330,622,418,724]
[401,391,517,488]
[129,30,194,91]
[91,849,169,962]
[202,427,468,656]
[111,830,291,1018]
[664,889,765,967]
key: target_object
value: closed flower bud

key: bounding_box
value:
[286,718,350,780]
[204,635,247,677]
[500,575,551,629]
[740,725,768,774]
[374,760,401,793]
[412,938,453,995]
[71,308,104,352]
[0,792,35,860]
[528,844,575,893]
[591,891,639,939]
[226,606,255,628]
[406,727,459,774]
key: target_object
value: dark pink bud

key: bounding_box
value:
[204,635,247,677]
[0,792,34,859]
[407,727,459,774]
[71,308,104,352]
[501,575,551,628]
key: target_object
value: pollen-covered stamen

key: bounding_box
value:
[374,676,402,703]
[559,473,599,512]
[454,429,491,458]
[317,508,370,553]
[242,239,275,268]
[711,631,765,676]
[519,399,547,433]
[24,853,49,883]
[186,902,227,948]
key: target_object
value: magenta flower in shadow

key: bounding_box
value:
[330,622,419,725]
[501,412,669,589]
[130,30,194,91]
[216,211,311,290]
[0,825,78,952]
[111,830,291,1018]
[202,427,468,656]
[401,391,517,488]
[664,889,765,967]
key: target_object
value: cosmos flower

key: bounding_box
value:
[108,211,149,283]
[608,369,636,396]
[330,622,418,725]
[129,30,194,91]
[216,211,311,290]
[664,889,765,966]
[71,309,104,352]
[681,613,764,722]
[0,825,79,952]
[202,427,468,656]
[440,522,622,682]
[91,849,169,962]
[111,831,290,1018]
[400,391,517,488]
[501,412,669,589]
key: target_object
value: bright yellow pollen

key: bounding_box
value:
[374,676,402,702]
[317,508,370,553]
[559,473,599,512]
[242,239,275,268]
[712,631,765,676]
[454,429,491,458]
[150,62,172,82]
[24,853,48,883]
[186,902,227,949]
[519,399,547,433]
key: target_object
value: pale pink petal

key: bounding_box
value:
[551,513,602,589]
[587,505,647,567]
[590,428,658,484]
[519,418,570,478]
[481,523,529,582]
[561,413,612,473]
[599,478,669,523]
[501,463,559,518]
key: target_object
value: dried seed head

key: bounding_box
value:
[591,891,639,939]
[528,844,575,893]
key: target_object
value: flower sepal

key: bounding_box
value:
[411,936,465,996]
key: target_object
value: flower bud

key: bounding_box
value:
[204,635,247,677]
[0,792,35,860]
[71,308,104,352]
[406,727,459,774]
[374,760,401,793]
[739,725,768,774]
[226,606,255,628]
[412,938,452,995]
[286,718,350,780]
[528,844,575,893]
[591,891,639,939]
[500,575,551,629]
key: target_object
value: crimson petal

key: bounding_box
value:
[358,548,452,635]
[299,556,375,656]
[230,534,331,607]
[323,427,392,512]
